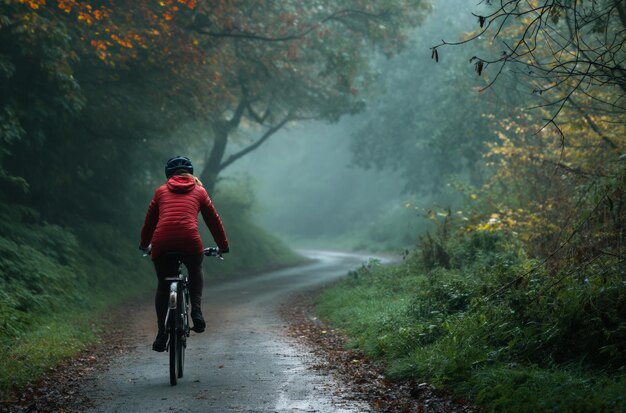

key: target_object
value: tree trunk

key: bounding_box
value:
[198,99,291,195]
[200,121,229,195]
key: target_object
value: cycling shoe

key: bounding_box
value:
[191,307,206,333]
[152,331,168,352]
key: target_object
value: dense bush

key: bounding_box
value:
[0,202,154,395]
[317,228,626,413]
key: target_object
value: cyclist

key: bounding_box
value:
[139,156,229,352]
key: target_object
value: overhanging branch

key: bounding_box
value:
[218,115,292,171]
[195,8,391,42]
[569,99,618,149]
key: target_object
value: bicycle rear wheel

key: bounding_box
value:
[177,329,185,378]
[168,309,178,386]
[177,284,188,379]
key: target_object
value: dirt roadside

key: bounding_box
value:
[0,298,153,413]
[281,290,480,413]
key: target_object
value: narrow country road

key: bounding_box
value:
[80,250,380,413]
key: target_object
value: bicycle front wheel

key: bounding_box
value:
[168,309,178,386]
[177,329,185,378]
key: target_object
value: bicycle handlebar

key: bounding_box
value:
[141,244,152,257]
[140,244,225,261]
[203,247,224,260]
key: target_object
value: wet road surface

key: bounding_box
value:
[81,250,380,412]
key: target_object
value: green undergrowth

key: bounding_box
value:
[0,203,154,397]
[316,231,626,413]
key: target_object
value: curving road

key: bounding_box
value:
[80,250,381,413]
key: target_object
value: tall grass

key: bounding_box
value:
[316,231,626,413]
[0,207,153,395]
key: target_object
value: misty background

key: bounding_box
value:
[206,0,481,250]
[223,121,410,248]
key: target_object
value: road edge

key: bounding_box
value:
[280,287,481,413]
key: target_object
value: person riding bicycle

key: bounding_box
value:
[139,156,229,352]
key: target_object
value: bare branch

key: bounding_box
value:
[195,8,391,42]
[433,0,626,119]
[219,115,292,170]
[568,98,618,149]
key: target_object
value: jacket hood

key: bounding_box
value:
[167,175,196,193]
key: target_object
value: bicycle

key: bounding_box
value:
[144,246,223,386]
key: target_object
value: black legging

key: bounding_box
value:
[153,253,204,331]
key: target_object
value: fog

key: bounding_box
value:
[219,0,481,249]
[223,119,409,247]
[2,0,487,251]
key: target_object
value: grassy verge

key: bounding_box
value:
[202,182,306,277]
[316,233,625,413]
[0,207,154,396]
[202,213,305,278]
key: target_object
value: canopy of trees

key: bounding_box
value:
[0,0,425,224]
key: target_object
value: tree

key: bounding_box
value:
[349,0,522,196]
[0,0,208,224]
[0,0,427,225]
[174,1,427,192]
[0,0,84,192]
[431,0,626,129]
[425,0,626,266]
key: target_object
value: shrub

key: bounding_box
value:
[317,226,626,413]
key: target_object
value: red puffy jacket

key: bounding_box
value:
[140,175,229,259]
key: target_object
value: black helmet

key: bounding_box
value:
[165,156,193,178]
